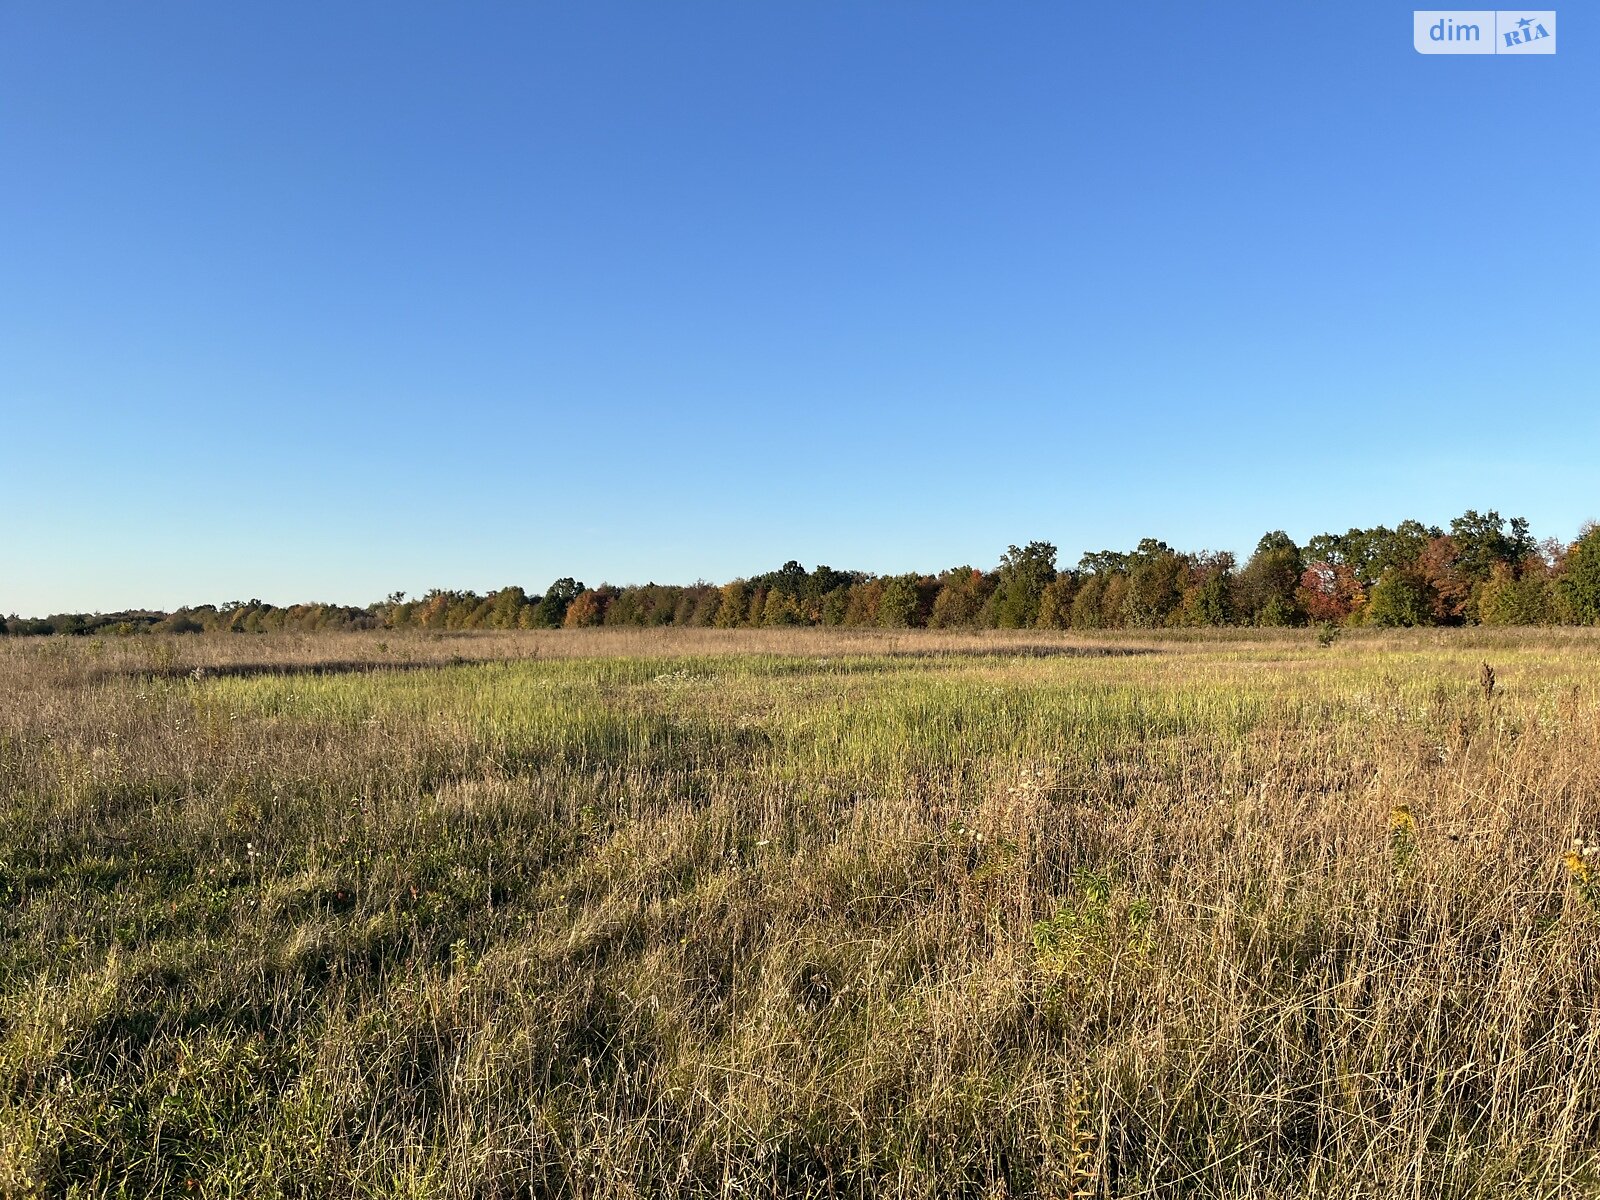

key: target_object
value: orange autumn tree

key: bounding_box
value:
[563,587,614,628]
[1297,561,1364,624]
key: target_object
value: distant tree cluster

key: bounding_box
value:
[0,601,378,638]
[9,511,1600,635]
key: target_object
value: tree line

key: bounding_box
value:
[9,510,1600,636]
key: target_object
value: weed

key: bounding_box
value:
[1390,803,1418,875]
[1030,869,1152,975]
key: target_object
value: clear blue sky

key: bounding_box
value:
[3,3,1595,615]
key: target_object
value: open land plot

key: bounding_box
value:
[3,627,1600,1197]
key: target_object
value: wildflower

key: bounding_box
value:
[1562,849,1589,884]
[1564,836,1599,882]
[1563,836,1600,912]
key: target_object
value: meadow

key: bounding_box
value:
[3,627,1599,1198]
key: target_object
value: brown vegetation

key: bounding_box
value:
[3,627,1600,1196]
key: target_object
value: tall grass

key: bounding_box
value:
[2,628,1599,1197]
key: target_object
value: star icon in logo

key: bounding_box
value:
[1517,16,1534,29]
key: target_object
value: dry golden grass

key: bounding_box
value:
[3,627,1600,1197]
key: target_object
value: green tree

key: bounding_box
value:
[487,586,530,629]
[993,542,1057,629]
[1365,570,1433,627]
[1312,521,1441,588]
[820,585,853,626]
[1478,562,1555,625]
[804,565,856,607]
[1123,540,1185,628]
[1558,525,1600,624]
[683,585,723,626]
[1099,573,1130,627]
[1234,532,1304,625]
[1077,549,1129,576]
[1449,510,1536,587]
[1069,574,1107,629]
[531,578,583,629]
[929,568,994,629]
[757,560,810,598]
[713,582,749,628]
[1036,576,1079,629]
[877,574,923,628]
[762,590,805,626]
[1177,553,1235,626]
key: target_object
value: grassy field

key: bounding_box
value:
[3,627,1600,1198]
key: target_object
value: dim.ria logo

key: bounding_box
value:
[1413,10,1556,53]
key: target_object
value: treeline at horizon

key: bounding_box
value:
[10,510,1600,637]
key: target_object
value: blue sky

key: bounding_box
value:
[3,3,1595,615]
